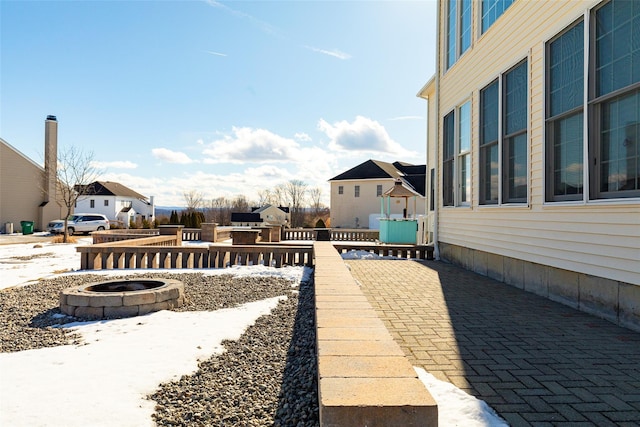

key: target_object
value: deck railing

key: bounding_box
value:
[209,244,313,268]
[330,229,378,242]
[283,228,379,242]
[77,242,313,270]
[333,243,434,260]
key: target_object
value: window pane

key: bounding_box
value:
[443,159,454,206]
[444,111,455,159]
[506,133,528,201]
[460,153,471,203]
[549,22,584,117]
[600,90,640,192]
[595,0,640,96]
[482,0,515,33]
[481,143,499,203]
[504,61,528,135]
[459,102,471,153]
[481,81,499,145]
[447,0,457,69]
[460,0,472,54]
[553,113,584,196]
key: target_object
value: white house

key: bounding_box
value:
[419,0,640,330]
[230,205,290,227]
[75,181,155,227]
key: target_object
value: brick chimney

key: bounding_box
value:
[44,115,57,202]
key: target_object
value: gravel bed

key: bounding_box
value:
[0,271,319,426]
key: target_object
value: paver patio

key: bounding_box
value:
[345,259,640,427]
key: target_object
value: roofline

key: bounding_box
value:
[328,177,399,183]
[0,138,45,172]
[417,74,436,99]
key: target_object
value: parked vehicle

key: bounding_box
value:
[47,214,110,235]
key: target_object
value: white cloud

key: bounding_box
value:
[90,160,137,169]
[305,46,351,60]
[205,50,227,57]
[202,127,301,164]
[318,115,413,157]
[388,115,423,121]
[151,148,194,164]
[205,0,279,36]
[294,132,311,142]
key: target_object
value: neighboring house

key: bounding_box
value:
[0,116,64,232]
[75,181,155,227]
[419,0,639,330]
[329,159,426,229]
[230,205,290,227]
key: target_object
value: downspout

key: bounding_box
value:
[432,0,442,260]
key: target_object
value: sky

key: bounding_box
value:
[0,0,437,208]
[0,235,508,426]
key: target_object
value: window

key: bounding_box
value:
[338,185,344,195]
[546,20,584,201]
[90,199,95,208]
[459,102,472,203]
[544,0,639,201]
[376,185,383,197]
[503,61,528,202]
[355,185,360,197]
[480,80,500,204]
[479,60,529,205]
[481,0,515,34]
[446,0,472,69]
[442,101,472,207]
[443,111,455,206]
[591,0,640,198]
[104,200,109,207]
[429,168,435,211]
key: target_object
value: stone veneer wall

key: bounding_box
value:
[438,242,640,333]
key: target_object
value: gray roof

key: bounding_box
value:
[78,181,148,201]
[329,159,426,197]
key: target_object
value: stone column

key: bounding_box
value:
[159,225,184,246]
[201,223,218,242]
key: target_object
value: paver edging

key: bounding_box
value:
[313,241,438,427]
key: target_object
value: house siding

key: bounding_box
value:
[433,0,639,288]
[0,140,62,231]
[331,179,389,228]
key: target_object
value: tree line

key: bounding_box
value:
[175,179,329,228]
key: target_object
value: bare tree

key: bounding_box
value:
[57,146,102,242]
[257,189,273,206]
[232,195,251,212]
[284,179,308,228]
[183,190,204,212]
[206,197,232,225]
[309,187,323,216]
[272,184,286,207]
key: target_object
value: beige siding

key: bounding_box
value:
[330,179,425,229]
[0,140,63,231]
[434,0,640,285]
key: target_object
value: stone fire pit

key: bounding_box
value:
[60,278,184,319]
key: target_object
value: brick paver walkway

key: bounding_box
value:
[345,259,640,427]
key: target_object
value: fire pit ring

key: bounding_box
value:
[60,278,184,319]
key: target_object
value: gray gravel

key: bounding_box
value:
[0,271,319,426]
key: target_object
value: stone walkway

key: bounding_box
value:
[345,259,640,427]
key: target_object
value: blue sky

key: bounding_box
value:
[1,0,436,207]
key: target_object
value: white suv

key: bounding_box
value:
[47,214,110,235]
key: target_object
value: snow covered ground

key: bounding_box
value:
[0,236,508,426]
